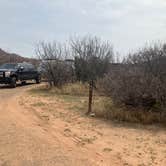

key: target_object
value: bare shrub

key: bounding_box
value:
[71,36,114,114]
[36,42,73,87]
[99,43,166,110]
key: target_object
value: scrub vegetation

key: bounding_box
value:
[35,36,166,125]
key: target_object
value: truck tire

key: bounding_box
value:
[21,81,26,85]
[10,77,16,88]
[36,76,41,84]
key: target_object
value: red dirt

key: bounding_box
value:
[0,84,166,166]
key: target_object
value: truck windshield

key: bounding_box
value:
[0,63,18,69]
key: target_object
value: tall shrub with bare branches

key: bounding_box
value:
[71,36,114,114]
[36,42,73,87]
[100,43,166,109]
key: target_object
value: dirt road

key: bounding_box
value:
[0,84,166,166]
[0,84,97,166]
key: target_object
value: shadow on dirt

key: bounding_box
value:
[0,82,35,89]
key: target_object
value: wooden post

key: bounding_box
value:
[87,80,93,114]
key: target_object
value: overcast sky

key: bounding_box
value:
[0,0,166,58]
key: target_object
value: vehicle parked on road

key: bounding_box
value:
[0,62,41,88]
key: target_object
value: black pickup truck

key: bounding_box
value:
[0,62,41,88]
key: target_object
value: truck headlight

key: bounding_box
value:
[5,71,11,77]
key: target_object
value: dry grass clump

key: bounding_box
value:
[50,82,88,96]
[93,98,166,125]
[29,82,88,97]
[30,83,166,125]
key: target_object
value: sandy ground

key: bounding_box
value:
[0,84,166,166]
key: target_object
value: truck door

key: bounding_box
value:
[28,64,37,79]
[18,64,30,80]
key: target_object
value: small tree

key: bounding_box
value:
[71,36,114,114]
